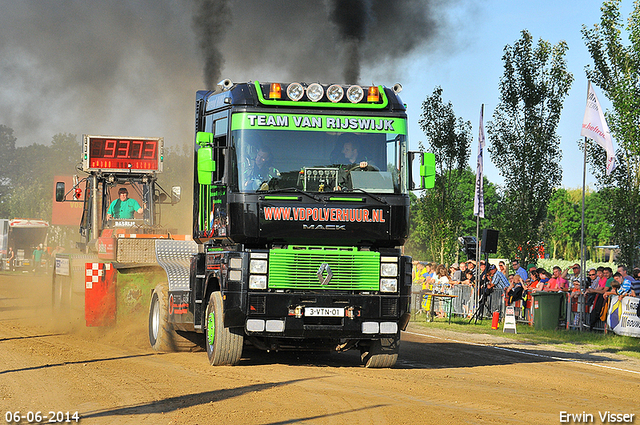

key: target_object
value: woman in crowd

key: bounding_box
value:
[536,268,551,291]
[506,274,525,305]
[435,264,451,317]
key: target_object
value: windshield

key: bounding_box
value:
[230,113,408,194]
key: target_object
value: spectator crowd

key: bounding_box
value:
[413,259,639,329]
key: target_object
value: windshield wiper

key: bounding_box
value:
[341,188,388,205]
[260,187,323,202]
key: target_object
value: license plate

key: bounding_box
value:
[304,307,344,317]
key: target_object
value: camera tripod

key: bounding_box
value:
[469,284,493,324]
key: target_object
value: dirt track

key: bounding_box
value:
[0,272,638,425]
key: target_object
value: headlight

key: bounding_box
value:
[287,83,304,101]
[307,83,324,102]
[327,84,344,103]
[346,85,364,103]
[249,275,267,290]
[380,263,398,277]
[250,259,268,274]
[380,278,397,293]
[229,258,242,269]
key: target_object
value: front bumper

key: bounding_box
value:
[243,292,408,339]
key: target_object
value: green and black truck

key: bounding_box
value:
[148,80,435,367]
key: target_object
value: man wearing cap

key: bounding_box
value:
[562,263,582,285]
[511,259,528,281]
[107,187,143,219]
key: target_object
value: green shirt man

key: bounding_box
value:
[107,188,143,219]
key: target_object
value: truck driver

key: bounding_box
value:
[106,187,143,219]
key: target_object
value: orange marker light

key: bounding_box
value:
[269,83,282,99]
[367,86,379,102]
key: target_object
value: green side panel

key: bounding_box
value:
[268,246,380,291]
[199,185,225,231]
[199,184,208,231]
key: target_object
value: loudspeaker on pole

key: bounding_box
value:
[481,229,499,254]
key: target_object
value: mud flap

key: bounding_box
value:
[155,240,198,292]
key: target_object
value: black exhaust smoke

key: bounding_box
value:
[192,0,232,90]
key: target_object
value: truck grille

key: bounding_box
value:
[268,246,380,291]
[381,298,398,317]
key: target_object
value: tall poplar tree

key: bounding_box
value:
[582,0,640,267]
[487,30,573,264]
[413,86,471,264]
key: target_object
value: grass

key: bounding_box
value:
[409,314,640,359]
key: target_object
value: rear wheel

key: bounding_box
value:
[148,283,198,352]
[360,336,399,368]
[205,291,244,365]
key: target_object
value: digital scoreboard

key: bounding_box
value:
[82,135,164,173]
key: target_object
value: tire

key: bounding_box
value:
[360,336,399,368]
[205,291,243,365]
[52,273,71,311]
[148,283,198,352]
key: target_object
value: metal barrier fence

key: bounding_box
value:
[411,285,609,331]
[411,284,504,320]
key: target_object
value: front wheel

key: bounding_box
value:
[360,336,399,368]
[205,291,243,365]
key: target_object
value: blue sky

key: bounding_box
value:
[398,0,629,190]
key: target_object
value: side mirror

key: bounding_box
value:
[408,151,436,190]
[420,152,436,189]
[196,132,216,185]
[55,182,65,202]
[171,186,181,204]
[197,147,216,185]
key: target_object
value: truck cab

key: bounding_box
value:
[148,80,435,367]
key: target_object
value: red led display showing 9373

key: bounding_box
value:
[88,137,159,171]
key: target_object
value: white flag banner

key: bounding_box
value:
[473,105,485,218]
[581,81,616,175]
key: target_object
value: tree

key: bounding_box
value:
[487,30,573,264]
[584,188,613,261]
[0,125,17,217]
[546,188,581,259]
[582,0,640,267]
[411,87,471,264]
[3,133,80,220]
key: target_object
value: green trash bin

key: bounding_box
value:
[532,291,564,330]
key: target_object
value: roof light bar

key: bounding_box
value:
[253,81,388,109]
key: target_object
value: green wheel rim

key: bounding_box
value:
[207,310,216,346]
